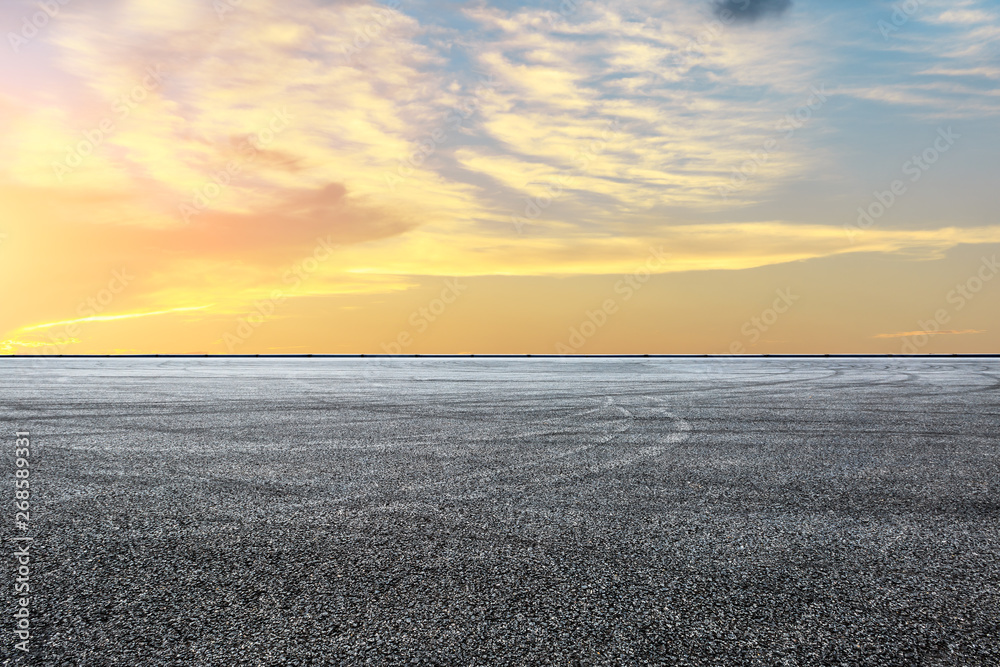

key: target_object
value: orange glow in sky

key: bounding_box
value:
[2,0,998,354]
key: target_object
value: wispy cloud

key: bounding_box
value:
[18,306,213,333]
[0,339,53,354]
[874,329,986,339]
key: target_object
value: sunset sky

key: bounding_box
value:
[1,0,998,354]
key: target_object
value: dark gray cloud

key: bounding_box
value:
[714,0,792,24]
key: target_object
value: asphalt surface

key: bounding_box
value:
[1,357,998,666]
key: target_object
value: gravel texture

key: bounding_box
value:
[1,357,998,666]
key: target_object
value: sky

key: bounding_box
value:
[1,0,998,354]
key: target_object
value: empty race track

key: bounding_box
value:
[1,357,998,665]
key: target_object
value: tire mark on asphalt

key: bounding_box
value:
[385,396,692,502]
[396,397,633,493]
[319,395,689,510]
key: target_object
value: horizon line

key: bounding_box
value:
[2,353,999,359]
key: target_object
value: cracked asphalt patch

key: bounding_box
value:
[1,357,998,665]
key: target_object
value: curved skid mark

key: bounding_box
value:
[433,397,691,497]
[324,395,690,509]
[586,407,692,474]
[521,399,691,482]
[399,397,634,492]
